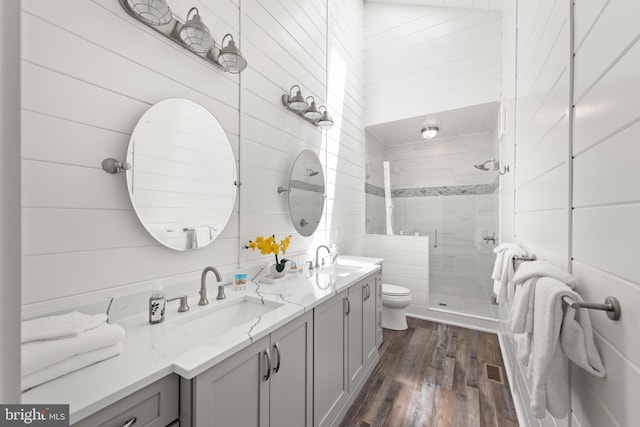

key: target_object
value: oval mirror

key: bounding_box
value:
[287,150,325,236]
[126,99,237,251]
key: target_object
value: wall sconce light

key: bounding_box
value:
[282,85,308,112]
[124,0,172,26]
[216,34,248,74]
[118,0,248,73]
[316,106,334,129]
[179,7,216,54]
[421,126,439,139]
[281,85,333,128]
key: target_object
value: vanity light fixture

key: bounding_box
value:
[421,126,439,139]
[216,34,247,73]
[179,7,216,54]
[118,1,248,73]
[281,85,334,128]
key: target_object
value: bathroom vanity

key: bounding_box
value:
[22,256,383,427]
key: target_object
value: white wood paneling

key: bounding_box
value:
[501,0,640,425]
[363,2,502,126]
[21,0,365,307]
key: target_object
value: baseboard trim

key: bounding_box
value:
[498,331,530,427]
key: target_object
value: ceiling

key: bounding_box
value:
[363,0,503,12]
[365,101,499,147]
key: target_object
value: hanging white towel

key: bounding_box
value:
[528,277,576,418]
[495,247,526,304]
[192,226,212,249]
[509,260,576,334]
[22,322,125,377]
[560,300,606,378]
[21,343,123,391]
[21,312,107,343]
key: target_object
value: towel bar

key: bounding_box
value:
[564,296,621,321]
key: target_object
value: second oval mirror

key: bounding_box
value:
[285,150,325,237]
[126,99,237,251]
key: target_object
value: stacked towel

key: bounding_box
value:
[21,313,124,391]
[22,311,107,343]
[491,243,526,303]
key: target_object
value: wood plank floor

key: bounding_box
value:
[340,318,519,427]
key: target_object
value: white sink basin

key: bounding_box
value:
[317,264,361,278]
[173,296,283,338]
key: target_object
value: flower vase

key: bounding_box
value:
[270,264,286,279]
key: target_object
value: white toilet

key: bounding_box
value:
[381,284,412,330]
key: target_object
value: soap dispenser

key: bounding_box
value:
[149,279,166,324]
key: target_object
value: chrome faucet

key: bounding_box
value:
[315,245,331,269]
[200,266,221,305]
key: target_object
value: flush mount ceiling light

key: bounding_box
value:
[303,96,323,121]
[179,7,216,54]
[215,34,247,74]
[421,126,439,139]
[316,106,334,129]
[118,1,248,73]
[282,85,309,113]
[125,0,172,25]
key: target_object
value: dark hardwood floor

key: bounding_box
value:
[341,318,519,427]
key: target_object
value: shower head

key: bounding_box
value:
[473,159,497,171]
[305,168,319,176]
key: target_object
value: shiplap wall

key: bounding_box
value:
[571,1,640,426]
[21,0,364,307]
[363,2,502,126]
[499,1,640,426]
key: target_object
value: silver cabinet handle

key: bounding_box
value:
[345,297,350,315]
[273,343,281,373]
[434,229,438,248]
[123,417,137,427]
[365,284,370,300]
[263,349,272,381]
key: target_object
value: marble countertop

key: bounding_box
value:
[22,256,382,424]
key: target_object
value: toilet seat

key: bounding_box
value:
[382,284,410,296]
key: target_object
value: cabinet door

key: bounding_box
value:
[270,311,313,427]
[193,336,270,427]
[314,290,348,427]
[347,282,364,392]
[362,275,378,367]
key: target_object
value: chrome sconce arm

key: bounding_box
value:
[118,0,248,74]
[281,85,334,129]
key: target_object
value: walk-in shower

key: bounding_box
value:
[364,103,500,320]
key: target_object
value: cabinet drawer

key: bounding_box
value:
[73,375,179,427]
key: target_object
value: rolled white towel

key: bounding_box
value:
[22,322,125,377]
[21,312,107,343]
[22,342,123,391]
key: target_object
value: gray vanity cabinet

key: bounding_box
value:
[191,311,313,427]
[73,374,178,427]
[313,289,349,427]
